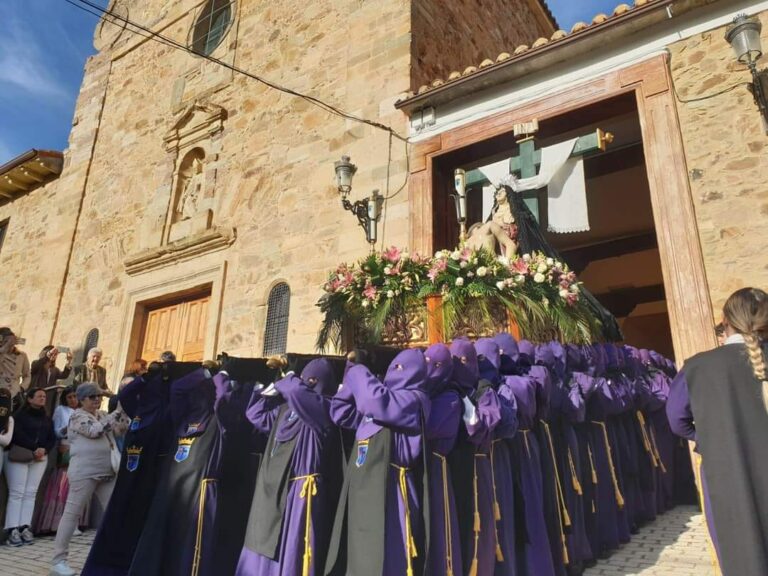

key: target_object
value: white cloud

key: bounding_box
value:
[0,9,70,103]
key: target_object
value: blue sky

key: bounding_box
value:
[0,0,619,164]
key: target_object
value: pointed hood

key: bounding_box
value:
[301,358,338,396]
[517,340,536,369]
[494,333,519,374]
[474,338,501,385]
[424,343,454,397]
[383,348,427,392]
[450,338,479,395]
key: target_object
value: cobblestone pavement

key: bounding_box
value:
[583,505,716,576]
[0,506,713,575]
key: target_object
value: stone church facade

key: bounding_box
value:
[0,0,555,385]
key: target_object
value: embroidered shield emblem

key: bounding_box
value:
[126,446,142,472]
[355,440,369,468]
[130,417,141,431]
[175,438,195,463]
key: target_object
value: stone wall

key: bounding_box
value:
[669,14,768,316]
[410,0,555,90]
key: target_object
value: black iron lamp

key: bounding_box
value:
[334,155,384,252]
[726,14,768,132]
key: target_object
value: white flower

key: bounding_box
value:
[559,289,569,299]
[534,273,546,283]
[522,254,531,262]
[450,250,461,261]
[361,300,370,308]
[476,266,488,277]
[460,261,468,268]
[467,271,475,278]
[496,256,509,266]
[435,251,444,259]
[496,281,506,290]
[383,266,392,275]
[387,290,395,298]
[537,263,548,273]
[455,277,465,287]
[546,257,554,266]
[570,284,580,293]
[515,274,525,283]
[395,289,401,296]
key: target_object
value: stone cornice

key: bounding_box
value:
[124,226,235,276]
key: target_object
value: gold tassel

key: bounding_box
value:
[562,536,570,565]
[469,558,478,576]
[496,543,505,561]
[474,512,481,532]
[568,449,583,495]
[562,504,572,527]
[494,501,501,521]
[588,445,598,484]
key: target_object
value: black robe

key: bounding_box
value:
[683,343,768,576]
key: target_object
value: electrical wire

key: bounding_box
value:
[63,0,411,200]
[674,80,752,103]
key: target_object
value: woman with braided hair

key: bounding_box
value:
[666,287,768,576]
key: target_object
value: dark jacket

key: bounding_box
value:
[11,405,56,452]
[73,364,108,392]
[30,359,72,390]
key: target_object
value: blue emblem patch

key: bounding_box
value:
[175,438,195,463]
[355,440,369,468]
[130,417,141,431]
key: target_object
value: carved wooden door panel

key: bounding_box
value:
[140,296,209,363]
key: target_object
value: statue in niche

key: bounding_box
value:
[466,185,518,257]
[177,156,204,221]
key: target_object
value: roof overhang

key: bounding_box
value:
[0,149,64,205]
[396,0,720,115]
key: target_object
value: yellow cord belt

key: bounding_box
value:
[432,453,455,576]
[520,429,531,459]
[490,440,504,562]
[567,447,583,495]
[592,421,625,509]
[391,464,418,576]
[541,421,570,565]
[191,478,215,576]
[635,411,658,468]
[469,454,487,576]
[290,473,319,576]
[649,424,667,474]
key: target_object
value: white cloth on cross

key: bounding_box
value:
[478,137,590,234]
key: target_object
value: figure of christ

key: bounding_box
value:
[466,185,518,257]
[178,157,204,220]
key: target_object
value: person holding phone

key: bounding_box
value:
[31,346,73,390]
[0,327,31,408]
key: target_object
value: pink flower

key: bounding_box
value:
[511,259,529,275]
[363,283,378,300]
[460,247,472,261]
[382,246,402,263]
[427,259,447,281]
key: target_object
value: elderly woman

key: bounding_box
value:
[49,383,129,576]
[73,348,108,392]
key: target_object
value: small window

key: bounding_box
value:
[263,283,290,356]
[0,219,8,255]
[81,328,100,363]
[191,0,234,56]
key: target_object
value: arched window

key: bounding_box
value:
[191,0,234,56]
[263,283,290,356]
[81,328,100,363]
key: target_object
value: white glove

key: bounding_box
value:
[462,396,479,426]
[262,382,279,397]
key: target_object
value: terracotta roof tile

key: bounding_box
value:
[398,0,668,105]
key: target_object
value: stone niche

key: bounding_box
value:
[124,101,234,276]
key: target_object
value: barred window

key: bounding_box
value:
[81,328,100,363]
[263,283,290,356]
[191,0,234,56]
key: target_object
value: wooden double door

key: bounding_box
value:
[140,295,210,362]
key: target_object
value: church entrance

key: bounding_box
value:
[137,289,211,363]
[408,55,715,361]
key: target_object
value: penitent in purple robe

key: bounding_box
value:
[475,337,519,576]
[128,366,242,576]
[326,349,430,576]
[237,359,342,576]
[423,344,463,576]
[449,339,502,576]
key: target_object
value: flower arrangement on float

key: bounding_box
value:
[316,245,600,351]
